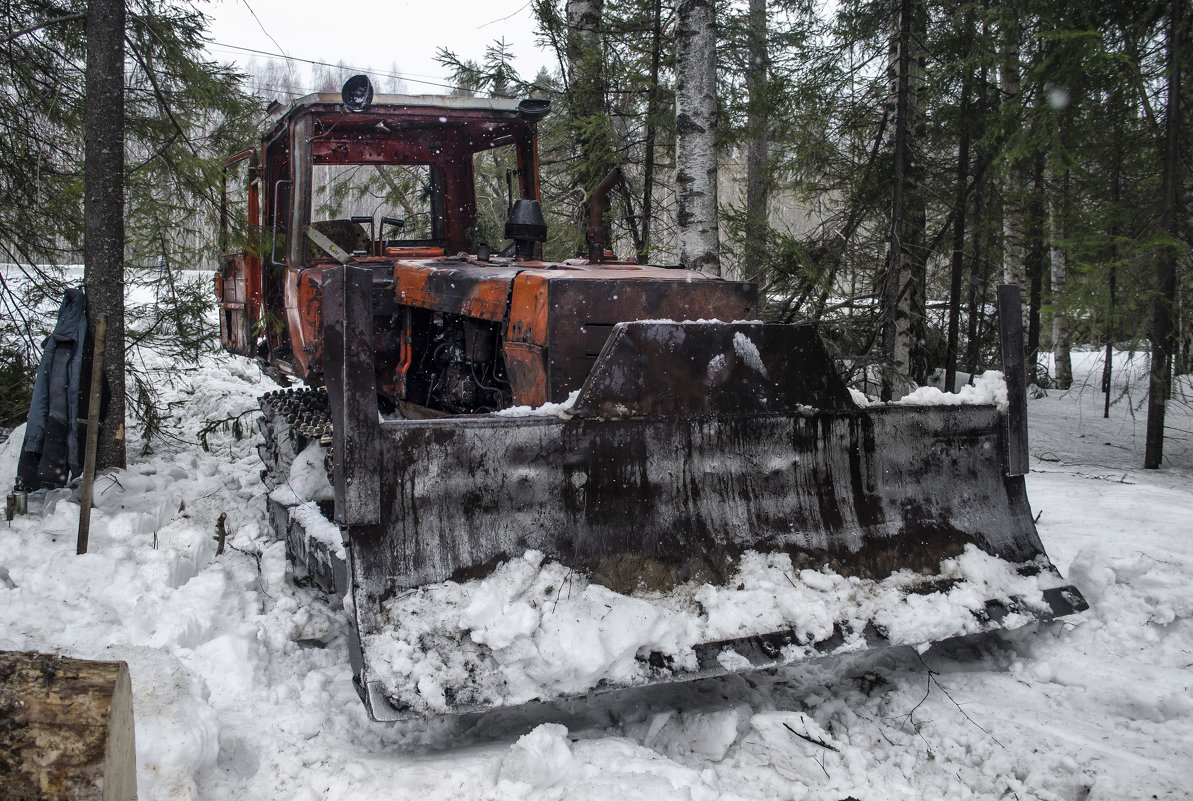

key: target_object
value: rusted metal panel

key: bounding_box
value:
[216,254,253,356]
[501,341,548,407]
[542,276,758,403]
[505,272,551,345]
[382,246,445,258]
[283,266,325,381]
[350,405,1044,596]
[570,322,855,419]
[323,266,381,526]
[281,263,397,385]
[393,262,521,322]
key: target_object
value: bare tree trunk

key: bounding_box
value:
[85,0,126,471]
[946,59,972,393]
[639,0,663,261]
[1025,151,1046,383]
[566,0,617,255]
[743,0,769,277]
[999,14,1029,341]
[675,0,720,274]
[1048,151,1072,389]
[880,0,926,400]
[1103,99,1125,418]
[1145,0,1183,469]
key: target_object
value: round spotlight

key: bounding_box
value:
[342,75,374,113]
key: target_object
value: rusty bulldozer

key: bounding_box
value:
[215,76,1085,720]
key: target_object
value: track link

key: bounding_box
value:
[256,387,346,595]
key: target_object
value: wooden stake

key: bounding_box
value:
[77,314,107,555]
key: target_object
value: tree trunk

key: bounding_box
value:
[1048,150,1072,389]
[675,0,720,274]
[743,0,769,278]
[945,48,973,394]
[999,14,1029,341]
[0,651,137,801]
[1145,0,1183,469]
[1025,150,1045,384]
[964,57,993,378]
[639,0,664,262]
[84,0,126,471]
[1103,100,1124,418]
[566,0,617,251]
[880,0,926,400]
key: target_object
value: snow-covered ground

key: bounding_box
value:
[2,332,1190,799]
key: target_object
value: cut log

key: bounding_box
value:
[0,651,136,801]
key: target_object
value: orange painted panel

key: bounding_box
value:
[502,341,548,407]
[505,273,550,346]
[393,262,517,322]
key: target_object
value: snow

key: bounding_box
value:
[2,322,1192,799]
[357,543,1067,717]
[894,369,1009,408]
[732,331,769,378]
[494,389,580,418]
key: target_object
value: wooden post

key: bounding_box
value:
[997,284,1029,476]
[77,314,107,555]
[0,651,137,800]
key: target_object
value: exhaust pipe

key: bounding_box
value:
[587,167,622,263]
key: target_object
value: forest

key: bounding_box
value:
[0,0,1188,468]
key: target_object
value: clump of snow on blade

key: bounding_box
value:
[895,369,1008,409]
[732,331,768,377]
[706,352,728,383]
[848,388,876,406]
[494,389,580,418]
[360,545,1064,715]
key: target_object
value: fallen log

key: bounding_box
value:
[0,651,136,801]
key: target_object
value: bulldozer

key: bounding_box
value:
[215,76,1085,721]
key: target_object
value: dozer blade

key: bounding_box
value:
[320,272,1085,720]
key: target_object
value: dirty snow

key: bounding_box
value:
[362,546,1063,716]
[494,389,580,418]
[1,281,1191,800]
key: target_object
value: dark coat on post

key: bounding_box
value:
[17,288,88,490]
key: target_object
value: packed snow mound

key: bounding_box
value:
[361,546,1062,715]
[895,370,1008,408]
[495,389,580,418]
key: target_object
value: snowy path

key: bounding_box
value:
[1,349,1190,800]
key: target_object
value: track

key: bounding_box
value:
[256,387,346,594]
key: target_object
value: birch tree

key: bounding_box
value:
[879,0,927,399]
[743,0,770,277]
[675,0,720,274]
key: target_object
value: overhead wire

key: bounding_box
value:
[207,41,471,94]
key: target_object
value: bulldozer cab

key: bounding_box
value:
[265,91,546,265]
[216,86,551,379]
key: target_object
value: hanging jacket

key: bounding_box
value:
[17,288,87,490]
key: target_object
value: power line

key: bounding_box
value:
[207,41,467,93]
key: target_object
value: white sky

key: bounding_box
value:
[202,0,558,96]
